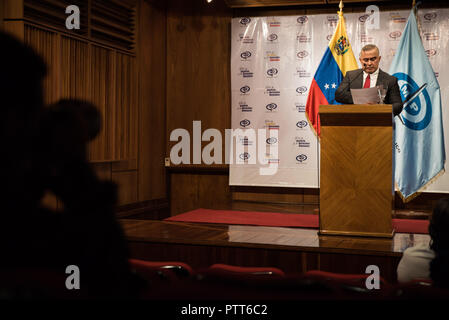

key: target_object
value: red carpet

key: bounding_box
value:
[165,208,429,234]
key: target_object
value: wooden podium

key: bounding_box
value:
[318,104,394,238]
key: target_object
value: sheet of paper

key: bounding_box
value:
[350,87,381,104]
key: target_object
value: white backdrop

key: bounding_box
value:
[230,9,449,193]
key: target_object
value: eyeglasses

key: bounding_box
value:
[361,57,378,62]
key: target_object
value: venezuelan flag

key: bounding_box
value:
[306,10,358,137]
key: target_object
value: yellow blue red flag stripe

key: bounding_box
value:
[306,11,358,137]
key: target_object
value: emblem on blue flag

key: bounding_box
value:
[389,9,445,201]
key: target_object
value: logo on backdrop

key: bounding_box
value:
[296,86,308,95]
[239,119,251,128]
[267,34,278,42]
[240,86,250,94]
[359,14,371,23]
[389,31,402,40]
[296,154,308,163]
[239,152,250,161]
[297,16,308,24]
[296,120,308,129]
[423,12,437,22]
[267,68,279,77]
[266,103,278,112]
[266,137,278,145]
[426,49,437,57]
[240,51,252,60]
[297,51,309,59]
[394,72,432,131]
[239,17,251,26]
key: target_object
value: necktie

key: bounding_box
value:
[363,74,371,88]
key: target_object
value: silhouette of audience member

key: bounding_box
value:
[0,31,144,299]
[397,198,449,286]
[429,198,449,288]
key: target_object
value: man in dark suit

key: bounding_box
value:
[335,44,403,116]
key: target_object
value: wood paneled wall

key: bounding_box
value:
[166,0,231,159]
[137,0,167,202]
[1,0,167,214]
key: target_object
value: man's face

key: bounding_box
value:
[359,49,381,74]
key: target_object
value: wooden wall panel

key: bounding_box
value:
[0,0,154,214]
[3,0,23,20]
[112,171,138,205]
[116,52,138,162]
[0,2,4,29]
[170,172,231,216]
[89,45,116,161]
[170,173,200,215]
[137,0,167,201]
[166,0,232,164]
[24,25,59,105]
[60,36,90,100]
[2,20,25,41]
[232,189,305,204]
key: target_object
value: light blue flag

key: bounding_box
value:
[389,10,445,201]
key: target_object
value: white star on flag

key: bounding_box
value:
[324,83,329,89]
[331,83,336,89]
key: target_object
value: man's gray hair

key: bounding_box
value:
[359,44,379,56]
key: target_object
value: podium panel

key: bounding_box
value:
[319,105,393,238]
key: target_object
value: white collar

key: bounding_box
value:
[364,68,380,78]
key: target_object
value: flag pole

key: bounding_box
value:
[339,0,343,15]
[413,0,422,37]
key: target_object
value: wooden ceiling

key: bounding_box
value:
[224,0,385,8]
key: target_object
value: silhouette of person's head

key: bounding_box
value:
[0,31,47,210]
[41,99,102,162]
[429,198,449,288]
[0,31,143,299]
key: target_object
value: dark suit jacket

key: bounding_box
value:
[335,68,403,116]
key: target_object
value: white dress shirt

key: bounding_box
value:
[397,241,435,283]
[363,68,379,88]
